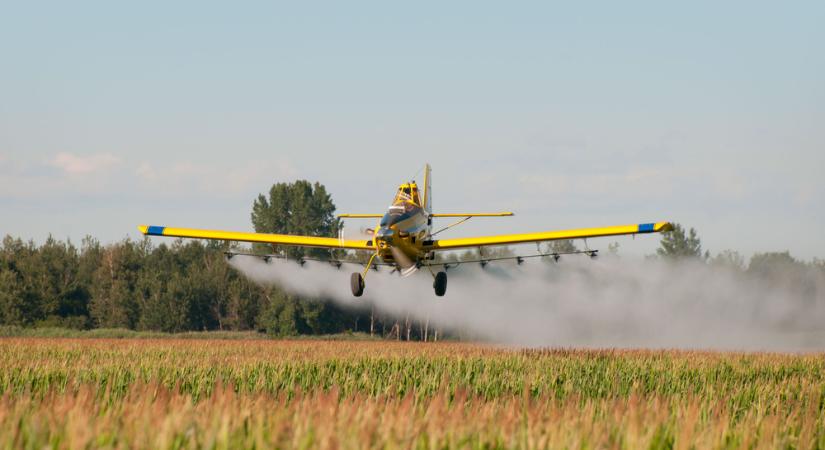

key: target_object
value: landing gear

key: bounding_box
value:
[350,272,364,297]
[433,271,447,297]
[351,253,378,297]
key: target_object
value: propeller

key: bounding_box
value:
[390,246,418,277]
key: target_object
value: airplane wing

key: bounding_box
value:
[138,225,373,250]
[426,222,672,250]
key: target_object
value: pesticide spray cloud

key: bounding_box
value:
[229,255,825,351]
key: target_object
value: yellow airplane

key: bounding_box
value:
[139,164,672,297]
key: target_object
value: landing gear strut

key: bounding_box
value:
[433,271,447,297]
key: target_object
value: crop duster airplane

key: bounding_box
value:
[140,164,672,297]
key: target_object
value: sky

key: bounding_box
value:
[1,1,823,259]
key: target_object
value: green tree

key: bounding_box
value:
[0,270,25,325]
[746,252,816,307]
[656,223,705,260]
[223,278,263,330]
[134,239,253,332]
[710,249,745,271]
[89,240,144,328]
[0,236,29,325]
[251,180,340,259]
[250,180,363,336]
[258,290,299,336]
[0,235,91,327]
[40,237,91,326]
[747,251,801,277]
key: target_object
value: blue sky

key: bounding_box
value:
[1,1,823,259]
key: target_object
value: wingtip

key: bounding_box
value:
[138,225,149,235]
[658,222,674,232]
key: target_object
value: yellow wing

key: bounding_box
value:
[138,225,373,250]
[427,222,672,250]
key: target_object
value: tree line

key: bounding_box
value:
[1,181,822,338]
[0,181,433,339]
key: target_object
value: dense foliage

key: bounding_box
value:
[0,235,375,335]
[251,180,341,259]
[657,223,706,260]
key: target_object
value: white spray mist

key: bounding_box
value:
[229,255,825,351]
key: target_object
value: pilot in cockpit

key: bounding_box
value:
[394,184,421,207]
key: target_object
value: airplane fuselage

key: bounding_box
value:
[374,197,431,266]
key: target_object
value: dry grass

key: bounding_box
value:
[0,338,823,449]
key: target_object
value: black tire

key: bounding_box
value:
[433,271,447,297]
[350,272,364,297]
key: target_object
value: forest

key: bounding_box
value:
[1,180,822,339]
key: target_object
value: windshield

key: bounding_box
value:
[394,191,411,204]
[380,207,404,227]
[392,187,421,206]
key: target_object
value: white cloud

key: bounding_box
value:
[49,152,120,175]
[135,162,156,181]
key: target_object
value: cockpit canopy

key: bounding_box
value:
[393,182,421,206]
[380,182,421,228]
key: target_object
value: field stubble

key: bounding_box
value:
[0,338,823,449]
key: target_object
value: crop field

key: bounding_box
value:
[0,339,823,449]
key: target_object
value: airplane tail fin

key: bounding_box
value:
[422,163,432,214]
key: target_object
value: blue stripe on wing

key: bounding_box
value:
[146,226,166,236]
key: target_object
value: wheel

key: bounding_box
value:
[433,271,447,297]
[350,272,364,297]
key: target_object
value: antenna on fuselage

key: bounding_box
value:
[408,165,424,185]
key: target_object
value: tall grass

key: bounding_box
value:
[0,338,823,449]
